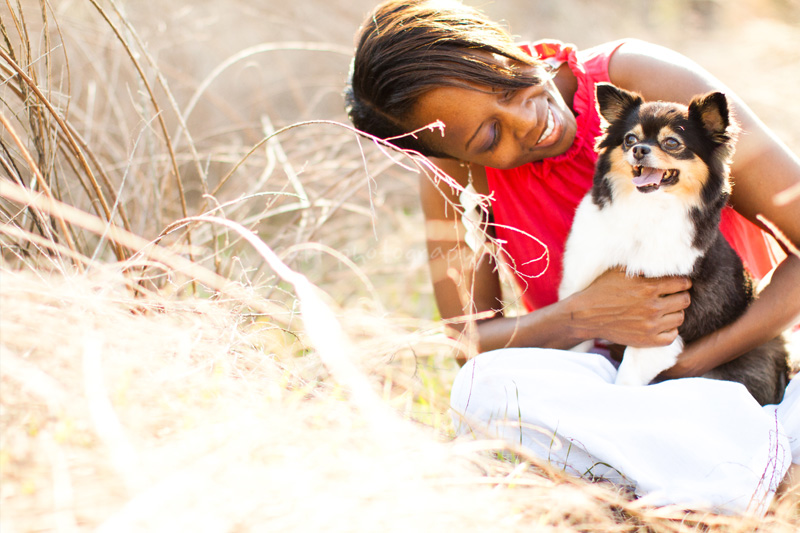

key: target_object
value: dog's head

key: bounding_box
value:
[592,83,737,208]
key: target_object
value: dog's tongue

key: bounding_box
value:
[633,167,664,188]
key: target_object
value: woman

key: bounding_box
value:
[346,0,800,514]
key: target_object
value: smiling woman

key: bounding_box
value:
[346,0,800,515]
[345,0,547,158]
[406,79,576,168]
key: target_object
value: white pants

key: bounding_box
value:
[450,348,799,515]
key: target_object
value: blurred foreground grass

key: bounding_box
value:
[1,0,799,531]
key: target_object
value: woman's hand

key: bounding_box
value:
[564,268,692,348]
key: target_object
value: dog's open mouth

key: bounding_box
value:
[632,166,680,192]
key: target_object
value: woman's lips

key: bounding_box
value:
[532,104,562,148]
[537,108,555,144]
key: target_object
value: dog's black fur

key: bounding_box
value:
[594,83,790,406]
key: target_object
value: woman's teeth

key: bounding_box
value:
[537,109,555,145]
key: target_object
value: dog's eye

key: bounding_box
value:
[624,134,638,147]
[662,138,681,150]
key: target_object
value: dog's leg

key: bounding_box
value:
[559,199,610,301]
[615,336,684,386]
[558,261,608,301]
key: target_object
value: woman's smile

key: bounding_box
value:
[408,79,577,168]
[536,107,556,144]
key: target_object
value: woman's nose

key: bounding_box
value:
[500,94,537,140]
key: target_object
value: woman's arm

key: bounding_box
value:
[609,39,800,377]
[421,158,692,357]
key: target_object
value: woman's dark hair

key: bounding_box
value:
[345,0,545,158]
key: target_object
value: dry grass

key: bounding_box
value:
[4,267,797,533]
[1,0,799,531]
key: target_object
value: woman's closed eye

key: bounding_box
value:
[498,89,516,103]
[483,121,500,152]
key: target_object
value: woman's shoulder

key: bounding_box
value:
[575,39,631,64]
[607,39,721,102]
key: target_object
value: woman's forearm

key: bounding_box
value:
[473,269,693,353]
[662,255,800,378]
[474,298,584,352]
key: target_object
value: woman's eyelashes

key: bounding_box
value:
[498,89,516,103]
[482,90,513,152]
[483,121,500,153]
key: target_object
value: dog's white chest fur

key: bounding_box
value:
[559,191,701,298]
[559,190,702,386]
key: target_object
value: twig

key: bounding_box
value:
[176,41,352,148]
[0,46,128,259]
[0,109,80,263]
[84,0,192,271]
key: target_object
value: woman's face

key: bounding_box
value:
[407,78,577,169]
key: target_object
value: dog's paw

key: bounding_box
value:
[614,354,649,386]
[615,338,684,387]
[569,340,595,353]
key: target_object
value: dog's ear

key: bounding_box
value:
[688,92,730,137]
[595,83,643,126]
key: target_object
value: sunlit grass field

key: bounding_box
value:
[1,0,799,531]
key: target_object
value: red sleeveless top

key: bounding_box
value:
[485,40,781,312]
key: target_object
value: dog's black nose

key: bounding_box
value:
[632,145,650,160]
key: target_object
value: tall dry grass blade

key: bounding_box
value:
[0,109,80,263]
[0,122,53,240]
[0,179,292,322]
[0,223,92,269]
[84,0,193,268]
[0,44,129,259]
[176,40,352,147]
[0,4,20,61]
[102,0,210,201]
[59,116,134,235]
[170,214,405,436]
[68,195,412,434]
[210,119,459,200]
[0,45,106,214]
[261,114,310,242]
[280,241,386,314]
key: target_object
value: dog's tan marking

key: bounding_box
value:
[668,157,710,205]
[611,132,713,208]
[657,128,685,148]
[606,146,639,197]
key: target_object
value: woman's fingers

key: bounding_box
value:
[575,269,692,347]
[653,274,692,298]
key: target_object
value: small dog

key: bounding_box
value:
[558,82,789,406]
